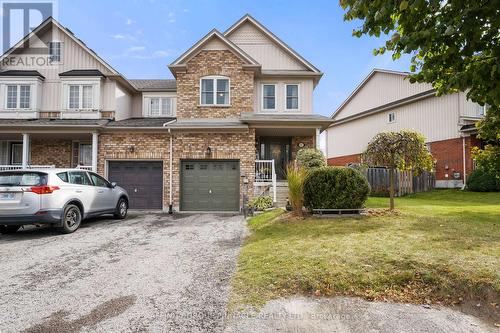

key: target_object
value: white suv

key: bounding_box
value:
[0,169,129,234]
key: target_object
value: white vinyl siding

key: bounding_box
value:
[200,76,230,106]
[226,21,307,71]
[262,84,276,110]
[5,84,31,109]
[327,94,464,158]
[255,79,312,113]
[144,97,175,117]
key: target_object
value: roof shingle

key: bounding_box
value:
[128,79,177,91]
[0,70,45,79]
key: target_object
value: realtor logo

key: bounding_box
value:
[1,0,57,53]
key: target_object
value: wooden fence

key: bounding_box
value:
[362,168,435,197]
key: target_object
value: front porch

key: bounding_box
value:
[0,132,98,172]
[253,127,320,207]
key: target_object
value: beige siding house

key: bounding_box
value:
[0,14,332,211]
[326,69,484,188]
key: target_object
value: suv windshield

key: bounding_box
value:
[0,172,48,186]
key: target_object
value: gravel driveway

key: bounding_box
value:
[0,212,247,333]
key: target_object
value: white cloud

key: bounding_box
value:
[152,50,170,57]
[130,50,171,59]
[125,18,134,25]
[167,12,175,23]
[110,34,126,40]
[127,46,146,53]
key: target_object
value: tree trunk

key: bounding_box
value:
[389,168,395,210]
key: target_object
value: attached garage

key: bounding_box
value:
[108,161,163,210]
[180,160,240,211]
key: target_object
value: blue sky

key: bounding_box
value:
[54,0,411,117]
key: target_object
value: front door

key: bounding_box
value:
[259,137,291,180]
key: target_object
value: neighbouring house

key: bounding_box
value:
[326,69,485,188]
[0,14,333,211]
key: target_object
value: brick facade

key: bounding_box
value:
[96,130,255,211]
[291,136,315,160]
[176,50,254,119]
[97,132,170,208]
[171,130,256,210]
[327,153,361,166]
[428,136,480,186]
[30,139,72,167]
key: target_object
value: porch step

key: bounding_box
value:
[274,182,289,208]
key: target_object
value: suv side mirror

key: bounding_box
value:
[110,182,117,188]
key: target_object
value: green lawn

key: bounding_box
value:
[231,190,500,312]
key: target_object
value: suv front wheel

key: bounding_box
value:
[114,198,128,219]
[60,204,82,234]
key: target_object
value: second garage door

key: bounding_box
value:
[108,161,163,210]
[181,160,240,211]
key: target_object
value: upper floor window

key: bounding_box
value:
[146,97,174,117]
[286,84,299,110]
[388,112,396,123]
[200,76,229,106]
[68,84,93,109]
[262,84,276,110]
[49,42,61,62]
[6,84,31,109]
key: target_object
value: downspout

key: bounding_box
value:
[163,119,176,214]
[462,136,467,190]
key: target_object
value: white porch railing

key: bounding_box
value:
[76,165,93,171]
[0,165,55,171]
[255,159,277,203]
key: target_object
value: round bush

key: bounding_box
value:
[303,167,370,209]
[467,169,500,192]
[296,148,326,170]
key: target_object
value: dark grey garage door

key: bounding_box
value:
[181,160,240,211]
[108,161,163,210]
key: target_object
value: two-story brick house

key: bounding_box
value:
[0,14,332,212]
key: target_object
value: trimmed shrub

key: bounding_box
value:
[296,148,326,170]
[467,169,500,192]
[249,196,274,210]
[303,167,370,209]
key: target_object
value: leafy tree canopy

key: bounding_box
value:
[362,130,435,172]
[341,0,500,142]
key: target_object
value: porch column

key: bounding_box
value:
[22,133,29,169]
[315,128,321,150]
[91,132,98,173]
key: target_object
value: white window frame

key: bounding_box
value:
[67,84,93,110]
[388,112,396,123]
[261,84,276,111]
[49,41,62,63]
[65,83,97,110]
[4,84,32,110]
[285,84,300,111]
[199,76,230,106]
[144,96,175,117]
